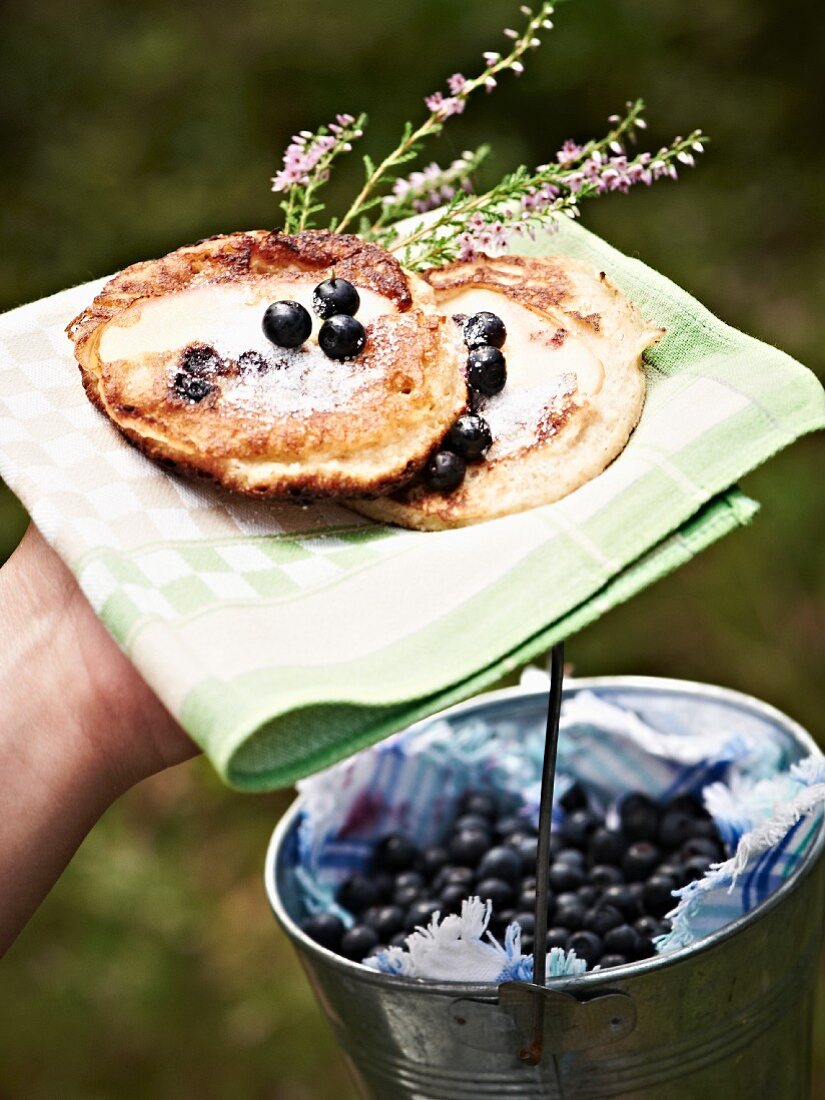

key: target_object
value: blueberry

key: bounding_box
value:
[459,791,499,819]
[560,809,602,849]
[599,953,628,969]
[600,884,642,920]
[448,829,489,868]
[453,813,492,835]
[621,842,662,882]
[522,875,537,893]
[477,846,522,886]
[680,837,724,863]
[463,311,507,350]
[180,344,223,374]
[559,781,589,814]
[584,905,623,937]
[318,314,366,359]
[467,346,507,396]
[415,845,449,880]
[370,905,405,940]
[549,862,586,893]
[602,923,638,956]
[566,930,603,967]
[312,277,360,319]
[555,847,586,867]
[577,885,600,908]
[432,866,474,893]
[424,450,466,493]
[404,899,441,932]
[238,350,270,373]
[683,855,714,882]
[520,934,535,954]
[658,811,697,850]
[514,836,539,874]
[589,864,624,889]
[301,913,346,951]
[495,816,536,841]
[390,932,409,948]
[515,912,536,936]
[393,885,421,910]
[665,794,707,818]
[339,924,380,961]
[337,874,380,915]
[394,870,426,893]
[642,874,676,918]
[619,793,660,842]
[634,916,663,938]
[262,300,312,349]
[588,827,626,867]
[447,414,493,461]
[476,877,515,909]
[440,883,469,914]
[657,861,688,888]
[372,872,394,903]
[632,935,657,961]
[173,373,213,403]
[546,927,570,949]
[374,834,418,873]
[491,907,517,936]
[554,900,585,931]
[517,887,538,913]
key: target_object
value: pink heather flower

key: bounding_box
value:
[456,232,477,261]
[512,61,525,75]
[483,51,501,65]
[556,140,582,167]
[424,91,465,118]
[272,118,356,193]
[503,27,519,39]
[448,73,468,96]
[485,77,497,93]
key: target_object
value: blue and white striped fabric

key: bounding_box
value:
[294,683,823,979]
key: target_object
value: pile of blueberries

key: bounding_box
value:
[263,276,365,360]
[423,310,508,494]
[301,783,728,970]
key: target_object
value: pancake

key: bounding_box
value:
[68,230,468,499]
[349,254,662,530]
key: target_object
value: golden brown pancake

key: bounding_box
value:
[350,254,662,529]
[68,230,467,499]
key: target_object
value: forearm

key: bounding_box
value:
[0,526,192,953]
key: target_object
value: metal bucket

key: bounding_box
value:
[265,677,825,1099]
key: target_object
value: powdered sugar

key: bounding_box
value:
[217,342,372,419]
[480,372,577,458]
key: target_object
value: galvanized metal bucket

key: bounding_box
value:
[265,677,825,1099]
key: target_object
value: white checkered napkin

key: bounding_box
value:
[0,219,822,790]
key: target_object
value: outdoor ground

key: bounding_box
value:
[1,0,823,1095]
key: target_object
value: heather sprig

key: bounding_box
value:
[387,106,707,270]
[332,2,556,233]
[370,146,491,229]
[273,112,367,233]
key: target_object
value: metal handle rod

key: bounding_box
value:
[519,641,565,1067]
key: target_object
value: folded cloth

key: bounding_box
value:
[0,220,822,789]
[290,681,823,980]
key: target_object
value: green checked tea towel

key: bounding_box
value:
[0,220,822,789]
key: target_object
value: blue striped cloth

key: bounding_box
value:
[293,685,823,978]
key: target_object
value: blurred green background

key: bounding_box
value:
[1,0,823,1095]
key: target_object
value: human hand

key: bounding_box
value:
[0,524,197,952]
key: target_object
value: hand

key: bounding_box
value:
[0,524,197,952]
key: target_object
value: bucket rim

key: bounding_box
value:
[264,674,825,997]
